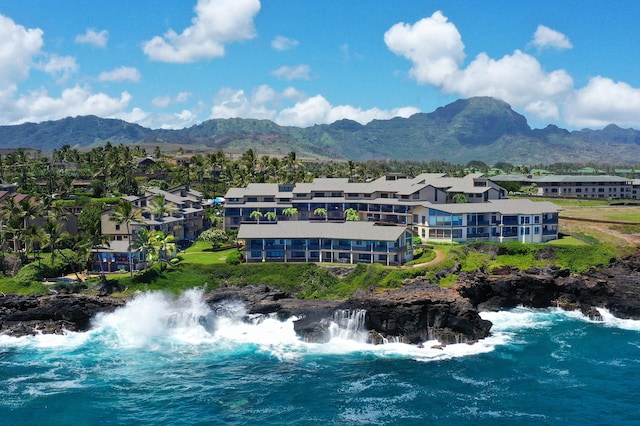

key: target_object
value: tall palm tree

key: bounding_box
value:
[148,194,176,220]
[109,199,143,277]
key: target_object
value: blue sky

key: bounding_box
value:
[1,0,640,131]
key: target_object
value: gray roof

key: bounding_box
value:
[413,199,561,215]
[226,173,498,200]
[491,174,631,184]
[237,221,407,241]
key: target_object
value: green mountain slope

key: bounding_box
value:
[1,97,640,164]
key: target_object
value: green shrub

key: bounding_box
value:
[555,244,616,273]
[225,250,243,265]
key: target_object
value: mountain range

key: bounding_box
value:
[1,97,640,165]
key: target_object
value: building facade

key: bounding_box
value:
[224,173,507,231]
[238,221,414,265]
[100,186,206,244]
[411,199,561,243]
[491,174,635,199]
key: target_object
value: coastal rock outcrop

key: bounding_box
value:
[0,294,125,336]
[455,250,640,320]
[203,283,492,345]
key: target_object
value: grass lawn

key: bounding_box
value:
[545,236,590,247]
[512,196,610,207]
[561,206,640,222]
[180,242,238,265]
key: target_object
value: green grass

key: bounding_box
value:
[560,206,640,222]
[512,196,609,207]
[545,236,590,246]
[405,248,437,265]
[180,244,237,265]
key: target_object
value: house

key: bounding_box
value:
[238,221,414,265]
[411,199,561,243]
[90,240,145,273]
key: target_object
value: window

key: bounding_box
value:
[115,224,120,231]
[534,227,540,235]
[247,197,257,202]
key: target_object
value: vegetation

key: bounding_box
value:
[0,141,637,299]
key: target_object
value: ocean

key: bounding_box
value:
[1,289,639,425]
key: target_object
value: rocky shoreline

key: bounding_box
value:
[2,251,640,344]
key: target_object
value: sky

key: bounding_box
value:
[1,0,640,131]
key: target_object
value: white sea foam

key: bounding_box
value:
[2,291,562,362]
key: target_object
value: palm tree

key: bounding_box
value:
[265,211,277,222]
[148,194,176,220]
[282,207,298,220]
[249,210,263,223]
[109,200,143,277]
[313,207,328,221]
[149,231,176,272]
[345,208,359,221]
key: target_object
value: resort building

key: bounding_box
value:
[490,174,634,199]
[238,221,414,265]
[100,186,206,244]
[411,199,561,244]
[224,173,508,231]
[225,173,562,264]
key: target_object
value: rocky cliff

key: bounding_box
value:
[1,250,640,344]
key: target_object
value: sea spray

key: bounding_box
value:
[4,302,640,423]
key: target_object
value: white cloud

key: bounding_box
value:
[0,14,44,85]
[384,11,465,86]
[142,0,260,63]
[531,25,572,50]
[208,85,417,127]
[277,95,419,127]
[1,85,131,124]
[75,28,109,48]
[98,66,141,82]
[39,54,78,83]
[271,65,311,81]
[271,35,298,51]
[210,86,276,120]
[152,92,192,107]
[565,77,640,128]
[115,107,199,130]
[384,11,573,124]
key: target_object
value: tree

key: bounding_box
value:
[109,200,143,277]
[249,210,263,223]
[135,229,176,271]
[452,193,468,204]
[313,207,328,221]
[282,207,298,220]
[197,228,231,250]
[148,194,176,220]
[265,211,277,222]
[345,208,359,221]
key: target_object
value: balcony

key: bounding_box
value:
[467,232,490,239]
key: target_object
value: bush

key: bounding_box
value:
[225,250,243,265]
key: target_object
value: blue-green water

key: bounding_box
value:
[2,289,640,425]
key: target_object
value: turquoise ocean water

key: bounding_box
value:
[1,289,640,425]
